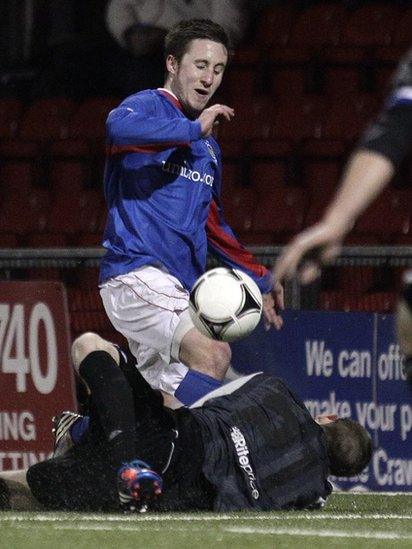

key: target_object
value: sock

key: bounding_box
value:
[79,351,136,466]
[174,370,222,406]
[70,416,90,444]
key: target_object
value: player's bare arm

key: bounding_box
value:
[274,150,395,285]
[198,104,234,137]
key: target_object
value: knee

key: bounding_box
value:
[203,341,232,378]
[71,332,118,373]
[71,332,99,370]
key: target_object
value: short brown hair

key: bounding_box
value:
[164,19,231,62]
[323,418,372,477]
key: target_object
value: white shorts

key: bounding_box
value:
[100,265,194,394]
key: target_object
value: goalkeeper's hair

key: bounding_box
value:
[164,19,231,62]
[323,418,372,477]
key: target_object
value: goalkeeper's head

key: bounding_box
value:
[320,417,372,477]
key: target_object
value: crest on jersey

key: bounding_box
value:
[205,140,218,164]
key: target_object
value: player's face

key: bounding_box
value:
[167,39,228,117]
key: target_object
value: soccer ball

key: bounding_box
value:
[189,267,263,342]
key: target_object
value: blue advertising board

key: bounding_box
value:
[231,310,412,492]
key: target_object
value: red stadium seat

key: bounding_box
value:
[394,7,412,46]
[324,67,363,98]
[354,189,411,240]
[76,232,102,247]
[48,189,104,235]
[219,67,257,102]
[258,5,296,49]
[220,184,255,234]
[322,94,380,142]
[343,234,380,246]
[0,99,23,138]
[50,138,91,158]
[19,98,76,142]
[0,139,40,161]
[69,97,120,141]
[270,68,308,99]
[356,292,396,313]
[304,186,337,228]
[289,3,346,47]
[270,96,325,142]
[250,159,289,191]
[26,232,69,247]
[49,159,95,197]
[303,158,341,197]
[218,96,275,141]
[221,160,243,189]
[0,183,49,236]
[252,186,307,242]
[0,160,34,195]
[319,291,348,312]
[338,266,375,294]
[394,234,412,245]
[341,4,401,47]
[0,233,19,247]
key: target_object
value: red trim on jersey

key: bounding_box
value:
[158,89,184,111]
[107,142,190,155]
[206,200,269,277]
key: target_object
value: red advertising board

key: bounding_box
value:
[0,281,76,471]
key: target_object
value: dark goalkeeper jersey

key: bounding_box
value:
[188,373,332,511]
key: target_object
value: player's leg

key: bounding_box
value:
[173,324,231,405]
[71,332,141,466]
[100,265,231,405]
[71,332,163,510]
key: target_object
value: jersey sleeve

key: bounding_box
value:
[206,199,273,294]
[106,95,202,150]
[359,48,412,167]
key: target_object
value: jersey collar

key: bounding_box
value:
[157,88,183,112]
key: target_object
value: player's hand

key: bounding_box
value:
[274,221,345,285]
[262,281,284,331]
[198,104,234,137]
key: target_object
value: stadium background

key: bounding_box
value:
[0,0,411,492]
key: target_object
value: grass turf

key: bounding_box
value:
[1,493,411,549]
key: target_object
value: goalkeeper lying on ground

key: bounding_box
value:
[0,332,372,512]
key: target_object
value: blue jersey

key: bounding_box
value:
[100,89,272,293]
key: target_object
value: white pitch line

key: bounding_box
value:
[1,513,411,523]
[224,526,412,541]
[11,523,412,540]
[335,491,411,496]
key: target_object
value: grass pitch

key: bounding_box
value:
[1,493,411,549]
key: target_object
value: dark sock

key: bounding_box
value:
[79,351,136,466]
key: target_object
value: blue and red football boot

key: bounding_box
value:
[117,460,163,512]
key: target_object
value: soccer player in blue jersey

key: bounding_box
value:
[98,19,284,407]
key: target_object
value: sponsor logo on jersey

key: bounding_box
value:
[161,160,214,187]
[230,426,260,500]
[205,140,218,163]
